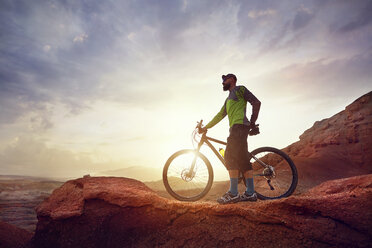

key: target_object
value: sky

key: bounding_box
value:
[0,0,371,180]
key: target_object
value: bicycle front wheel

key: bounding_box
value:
[163,149,213,201]
[250,147,298,200]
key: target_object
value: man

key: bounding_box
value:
[200,73,261,204]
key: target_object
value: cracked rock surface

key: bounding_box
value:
[31,174,372,248]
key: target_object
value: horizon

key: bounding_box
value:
[1,0,371,180]
[0,91,368,182]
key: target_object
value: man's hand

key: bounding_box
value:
[198,127,207,134]
[249,123,260,136]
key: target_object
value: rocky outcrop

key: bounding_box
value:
[32,175,372,248]
[0,221,32,248]
[282,91,372,188]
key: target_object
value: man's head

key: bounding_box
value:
[222,73,237,91]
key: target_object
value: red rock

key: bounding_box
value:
[282,91,372,189]
[32,175,372,248]
[0,221,32,248]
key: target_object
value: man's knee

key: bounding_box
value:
[244,170,253,178]
[228,170,239,178]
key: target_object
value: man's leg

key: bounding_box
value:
[241,126,256,200]
[240,168,257,201]
[244,170,255,195]
[217,125,241,204]
[228,170,239,195]
[216,169,240,204]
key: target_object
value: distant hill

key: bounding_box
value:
[0,174,65,182]
[96,166,163,182]
[0,175,63,232]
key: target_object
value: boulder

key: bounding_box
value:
[32,175,372,248]
[0,221,32,248]
[282,91,372,188]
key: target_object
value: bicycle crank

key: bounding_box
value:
[267,179,275,190]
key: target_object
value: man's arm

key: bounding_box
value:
[243,87,261,124]
[205,100,227,129]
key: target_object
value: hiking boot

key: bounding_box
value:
[217,192,240,204]
[240,192,257,202]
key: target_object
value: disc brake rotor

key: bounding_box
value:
[181,169,195,182]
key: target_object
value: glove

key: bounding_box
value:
[249,123,260,136]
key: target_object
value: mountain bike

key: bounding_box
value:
[163,120,298,201]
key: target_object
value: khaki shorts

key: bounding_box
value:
[224,124,252,172]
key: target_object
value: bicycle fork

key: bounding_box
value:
[187,139,204,178]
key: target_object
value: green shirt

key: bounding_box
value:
[205,85,261,129]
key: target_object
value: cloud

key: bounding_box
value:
[1,0,213,127]
[0,136,106,178]
[0,1,92,125]
[237,1,317,53]
[336,1,372,33]
[0,0,371,129]
[127,32,136,42]
[73,33,88,43]
[236,0,372,55]
[292,6,314,31]
[256,50,372,101]
[29,111,54,131]
[248,9,277,19]
[43,45,51,52]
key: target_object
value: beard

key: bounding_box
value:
[223,82,230,91]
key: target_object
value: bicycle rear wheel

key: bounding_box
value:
[163,149,213,201]
[249,147,298,200]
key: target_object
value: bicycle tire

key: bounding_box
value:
[247,147,298,200]
[163,149,213,201]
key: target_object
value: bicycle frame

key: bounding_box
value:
[189,131,269,174]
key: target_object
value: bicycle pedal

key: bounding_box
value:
[267,180,275,190]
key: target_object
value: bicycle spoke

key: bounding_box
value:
[250,147,297,199]
[165,151,211,199]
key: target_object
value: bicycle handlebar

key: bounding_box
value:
[196,119,203,128]
[196,120,207,134]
